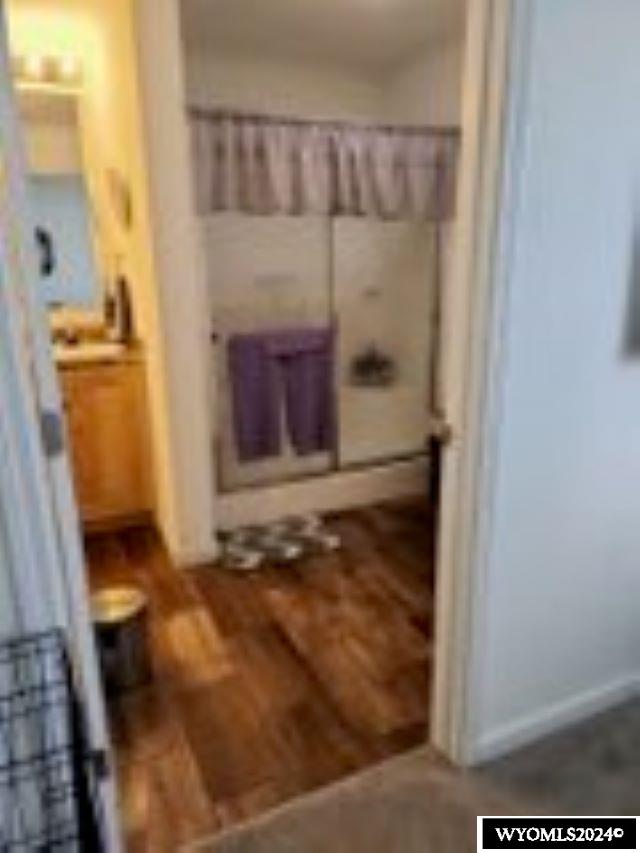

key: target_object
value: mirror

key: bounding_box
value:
[18,89,102,312]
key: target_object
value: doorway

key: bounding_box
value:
[1,0,510,835]
[81,0,470,847]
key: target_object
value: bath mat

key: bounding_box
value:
[218,514,341,571]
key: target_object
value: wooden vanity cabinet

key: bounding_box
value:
[59,357,153,531]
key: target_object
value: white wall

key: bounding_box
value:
[186,51,384,121]
[21,113,81,174]
[186,42,465,128]
[87,0,187,558]
[383,38,464,126]
[135,0,217,563]
[7,0,185,560]
[473,0,640,760]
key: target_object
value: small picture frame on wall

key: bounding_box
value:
[106,168,133,231]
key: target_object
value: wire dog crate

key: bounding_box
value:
[0,630,105,851]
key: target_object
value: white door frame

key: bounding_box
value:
[132,0,520,767]
[0,10,122,850]
[430,0,520,765]
[134,0,519,769]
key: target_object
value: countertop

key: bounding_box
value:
[54,341,144,368]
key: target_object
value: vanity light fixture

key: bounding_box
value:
[58,55,82,83]
[12,53,83,90]
[22,54,46,81]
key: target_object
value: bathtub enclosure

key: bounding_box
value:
[209,216,437,490]
[179,3,465,527]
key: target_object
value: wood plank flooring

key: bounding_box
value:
[85,499,436,852]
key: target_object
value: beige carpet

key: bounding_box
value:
[186,748,526,853]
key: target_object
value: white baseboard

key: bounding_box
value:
[170,542,220,569]
[216,458,428,530]
[153,509,221,569]
[473,672,640,765]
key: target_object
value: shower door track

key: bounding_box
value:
[216,448,429,497]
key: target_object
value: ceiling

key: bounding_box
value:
[180,0,467,75]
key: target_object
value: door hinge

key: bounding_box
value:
[40,409,65,458]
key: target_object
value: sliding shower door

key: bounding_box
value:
[207,212,437,494]
[207,213,334,492]
[333,218,436,468]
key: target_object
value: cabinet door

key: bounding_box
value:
[61,363,151,526]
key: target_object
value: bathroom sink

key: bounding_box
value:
[53,341,126,365]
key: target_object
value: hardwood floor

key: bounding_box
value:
[85,499,436,852]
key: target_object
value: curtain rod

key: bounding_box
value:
[187,105,461,138]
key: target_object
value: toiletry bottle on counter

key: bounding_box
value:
[107,276,134,344]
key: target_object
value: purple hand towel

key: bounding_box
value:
[227,328,336,462]
[265,328,336,457]
[228,334,281,461]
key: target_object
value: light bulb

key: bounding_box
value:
[58,56,81,81]
[23,55,45,80]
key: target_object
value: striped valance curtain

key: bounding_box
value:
[189,109,459,221]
